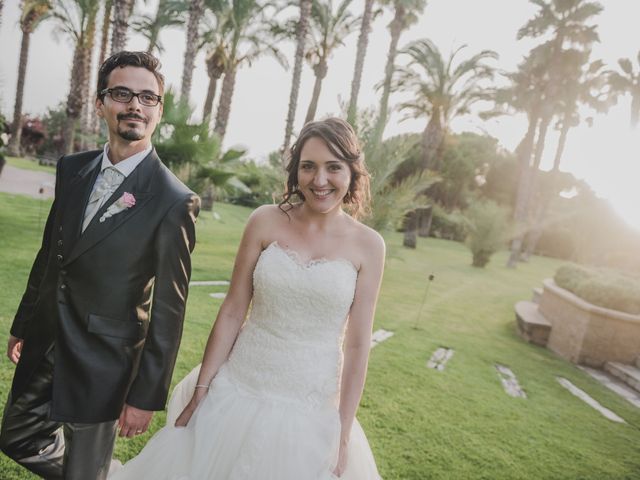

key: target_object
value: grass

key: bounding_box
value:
[5,156,56,174]
[1,191,639,479]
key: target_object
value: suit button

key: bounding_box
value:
[57,240,63,247]
[57,254,63,262]
[60,270,67,276]
[59,226,63,232]
[60,284,67,290]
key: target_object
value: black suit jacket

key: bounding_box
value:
[9,149,200,423]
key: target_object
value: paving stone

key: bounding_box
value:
[209,293,227,299]
[190,280,230,286]
[427,347,454,371]
[370,329,394,348]
[495,364,527,398]
[579,366,640,409]
[556,377,626,423]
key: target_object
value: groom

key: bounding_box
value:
[0,51,200,479]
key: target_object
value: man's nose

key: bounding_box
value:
[127,96,142,111]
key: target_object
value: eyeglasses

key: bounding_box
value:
[100,88,162,107]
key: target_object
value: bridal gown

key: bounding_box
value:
[109,241,382,480]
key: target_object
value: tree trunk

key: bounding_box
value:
[0,1,4,30]
[282,0,312,161]
[403,209,418,248]
[370,5,404,152]
[214,64,237,143]
[92,0,112,138]
[506,112,539,268]
[346,0,374,126]
[81,7,99,150]
[146,0,166,54]
[417,206,433,237]
[8,29,32,156]
[203,76,220,124]
[421,109,443,170]
[111,0,134,53]
[631,93,640,128]
[180,0,204,102]
[63,44,86,154]
[523,109,572,259]
[304,60,327,124]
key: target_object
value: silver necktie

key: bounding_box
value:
[82,167,125,232]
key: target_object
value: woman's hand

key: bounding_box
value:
[332,443,348,477]
[174,388,208,427]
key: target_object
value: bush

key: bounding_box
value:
[429,205,468,242]
[554,264,640,315]
[465,201,509,268]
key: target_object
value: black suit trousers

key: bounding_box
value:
[0,347,118,480]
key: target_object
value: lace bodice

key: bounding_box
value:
[223,241,358,409]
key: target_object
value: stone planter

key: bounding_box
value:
[539,279,640,367]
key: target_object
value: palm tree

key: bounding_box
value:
[523,51,612,257]
[505,0,603,267]
[79,0,99,149]
[111,0,134,52]
[7,0,51,156]
[346,0,377,125]
[199,7,231,123]
[369,0,426,152]
[180,0,205,102]
[49,0,101,154]
[282,0,312,159]
[303,0,359,123]
[213,0,287,142]
[0,1,5,29]
[394,39,497,170]
[90,0,113,139]
[609,51,640,128]
[132,0,187,55]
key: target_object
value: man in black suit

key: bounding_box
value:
[0,51,200,479]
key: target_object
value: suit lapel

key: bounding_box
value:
[61,153,103,259]
[64,151,159,266]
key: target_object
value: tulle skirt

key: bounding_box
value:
[109,365,381,479]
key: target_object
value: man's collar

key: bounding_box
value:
[101,143,153,177]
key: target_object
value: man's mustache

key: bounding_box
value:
[117,113,147,123]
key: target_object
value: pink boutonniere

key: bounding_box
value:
[99,192,136,223]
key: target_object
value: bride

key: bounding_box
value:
[110,117,385,479]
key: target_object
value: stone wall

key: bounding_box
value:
[539,279,640,367]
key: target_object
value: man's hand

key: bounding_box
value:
[118,403,154,438]
[7,335,23,364]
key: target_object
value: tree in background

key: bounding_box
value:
[180,0,205,101]
[302,0,359,123]
[111,0,134,52]
[394,39,497,171]
[346,0,379,125]
[465,200,509,268]
[213,0,287,142]
[282,0,312,159]
[369,0,426,153]
[609,50,640,128]
[131,0,187,55]
[7,0,51,156]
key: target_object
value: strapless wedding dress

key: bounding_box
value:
[109,241,382,479]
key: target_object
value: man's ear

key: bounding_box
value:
[95,97,104,117]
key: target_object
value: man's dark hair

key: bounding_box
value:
[97,51,165,100]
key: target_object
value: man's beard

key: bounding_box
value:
[117,126,145,141]
[117,113,147,141]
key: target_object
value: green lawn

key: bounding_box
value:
[5,156,56,174]
[1,191,639,479]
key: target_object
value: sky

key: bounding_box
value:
[1,0,639,230]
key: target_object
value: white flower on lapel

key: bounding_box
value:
[99,192,136,223]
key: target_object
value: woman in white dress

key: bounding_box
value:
[110,117,385,479]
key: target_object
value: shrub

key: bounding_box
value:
[465,201,509,268]
[554,264,640,315]
[429,205,468,242]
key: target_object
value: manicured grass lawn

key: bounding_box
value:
[5,156,56,173]
[1,191,639,479]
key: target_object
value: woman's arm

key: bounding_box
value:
[337,231,385,451]
[175,205,271,425]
